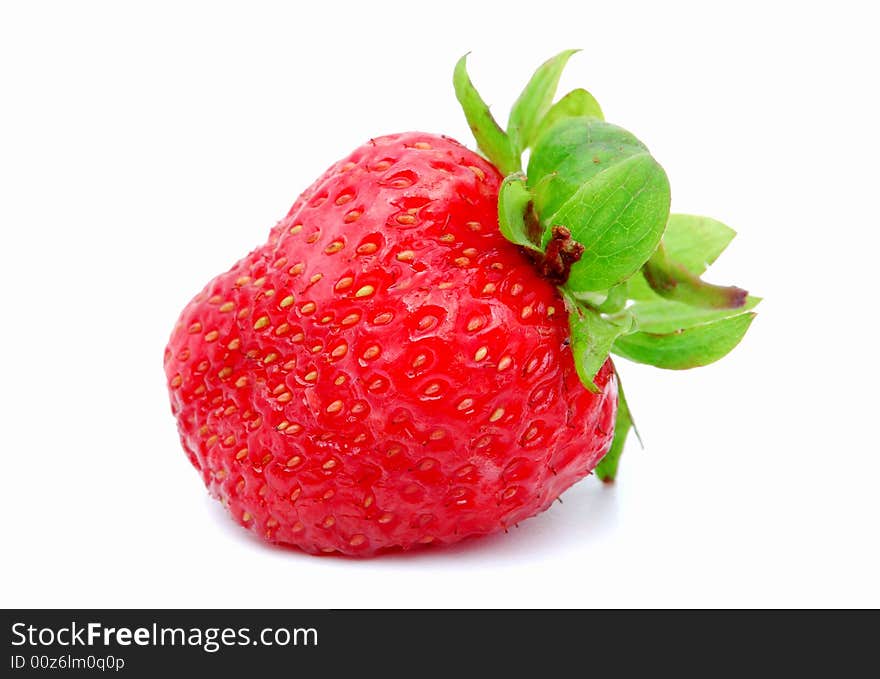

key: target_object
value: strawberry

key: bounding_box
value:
[165,52,757,555]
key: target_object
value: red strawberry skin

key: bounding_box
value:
[164,132,617,556]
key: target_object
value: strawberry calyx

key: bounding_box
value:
[454,52,760,480]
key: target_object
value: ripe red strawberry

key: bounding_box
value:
[165,52,756,555]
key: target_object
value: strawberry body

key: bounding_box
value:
[165,132,617,555]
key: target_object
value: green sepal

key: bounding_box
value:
[642,243,748,309]
[528,117,648,219]
[628,213,739,301]
[595,375,637,483]
[612,312,756,369]
[549,152,671,291]
[662,214,736,274]
[564,291,635,392]
[453,54,520,175]
[596,283,628,314]
[629,296,761,334]
[533,88,604,144]
[507,50,579,154]
[497,173,542,250]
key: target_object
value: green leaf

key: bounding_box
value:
[453,54,520,175]
[612,312,756,370]
[595,376,635,483]
[551,153,671,291]
[629,296,761,334]
[534,88,604,144]
[528,117,648,220]
[498,173,541,250]
[566,296,635,392]
[507,50,579,153]
[663,214,736,276]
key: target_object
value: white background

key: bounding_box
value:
[2,1,878,608]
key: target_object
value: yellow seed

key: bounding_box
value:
[372,312,393,325]
[489,408,505,422]
[335,276,354,291]
[547,306,556,317]
[467,221,482,232]
[235,275,251,286]
[322,459,337,470]
[521,306,534,319]
[309,273,323,285]
[344,210,361,223]
[234,376,248,388]
[511,283,523,296]
[468,165,486,180]
[378,513,394,524]
[288,262,304,276]
[205,435,218,447]
[304,370,318,382]
[319,315,333,324]
[474,346,488,361]
[242,512,252,522]
[276,421,290,431]
[292,521,305,533]
[223,435,235,446]
[253,276,266,287]
[300,302,316,314]
[286,455,302,468]
[355,285,375,298]
[218,367,232,379]
[334,375,346,386]
[438,282,453,289]
[204,330,219,342]
[263,352,278,364]
[467,317,484,332]
[322,516,336,528]
[412,354,427,368]
[455,257,470,267]
[439,233,455,243]
[457,398,474,410]
[276,391,291,402]
[289,224,303,234]
[330,343,348,358]
[362,345,380,360]
[170,374,182,388]
[482,283,496,294]
[273,257,288,269]
[341,313,360,326]
[350,534,366,547]
[497,356,513,371]
[275,323,290,336]
[253,316,270,330]
[291,332,305,343]
[306,232,320,244]
[424,383,440,396]
[219,302,235,313]
[462,248,478,258]
[310,343,323,354]
[227,338,241,350]
[429,429,445,440]
[396,214,416,225]
[357,242,378,255]
[396,250,415,262]
[413,141,432,150]
[188,322,202,334]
